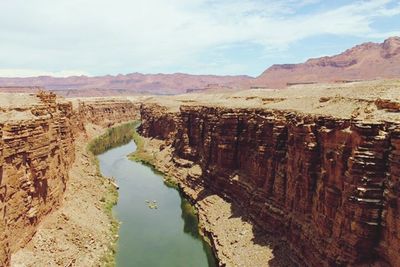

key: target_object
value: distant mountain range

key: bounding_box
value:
[253,36,400,88]
[0,37,399,96]
[0,73,251,96]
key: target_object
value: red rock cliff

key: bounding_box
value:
[139,103,400,266]
[0,92,77,266]
[0,93,139,266]
[75,98,140,127]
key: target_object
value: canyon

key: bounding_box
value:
[2,0,400,264]
[135,80,400,266]
[1,79,400,266]
[0,92,139,266]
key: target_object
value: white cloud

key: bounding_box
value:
[0,0,399,76]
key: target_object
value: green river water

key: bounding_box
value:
[98,140,217,267]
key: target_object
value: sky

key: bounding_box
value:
[0,0,399,78]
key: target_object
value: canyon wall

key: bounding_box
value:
[74,98,140,127]
[0,93,77,266]
[139,103,400,266]
[0,93,139,266]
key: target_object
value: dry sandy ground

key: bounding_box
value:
[196,195,296,267]
[140,79,400,123]
[0,93,41,122]
[11,124,117,267]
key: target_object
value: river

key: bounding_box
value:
[97,140,216,267]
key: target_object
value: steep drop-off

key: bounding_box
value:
[72,98,140,127]
[0,92,77,266]
[0,92,139,266]
[138,96,400,266]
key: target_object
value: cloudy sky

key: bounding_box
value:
[0,0,399,77]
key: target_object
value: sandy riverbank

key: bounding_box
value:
[11,124,119,267]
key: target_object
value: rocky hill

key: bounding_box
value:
[254,37,400,88]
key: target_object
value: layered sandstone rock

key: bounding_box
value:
[139,101,400,266]
[379,128,400,266]
[72,98,140,127]
[0,92,76,266]
[0,92,139,266]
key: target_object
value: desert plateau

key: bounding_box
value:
[1,1,400,266]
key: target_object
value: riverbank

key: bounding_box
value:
[11,123,122,266]
[129,126,291,266]
[99,139,216,266]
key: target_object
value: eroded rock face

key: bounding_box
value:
[379,128,400,266]
[76,99,140,127]
[0,92,76,266]
[139,103,400,266]
[0,93,139,266]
